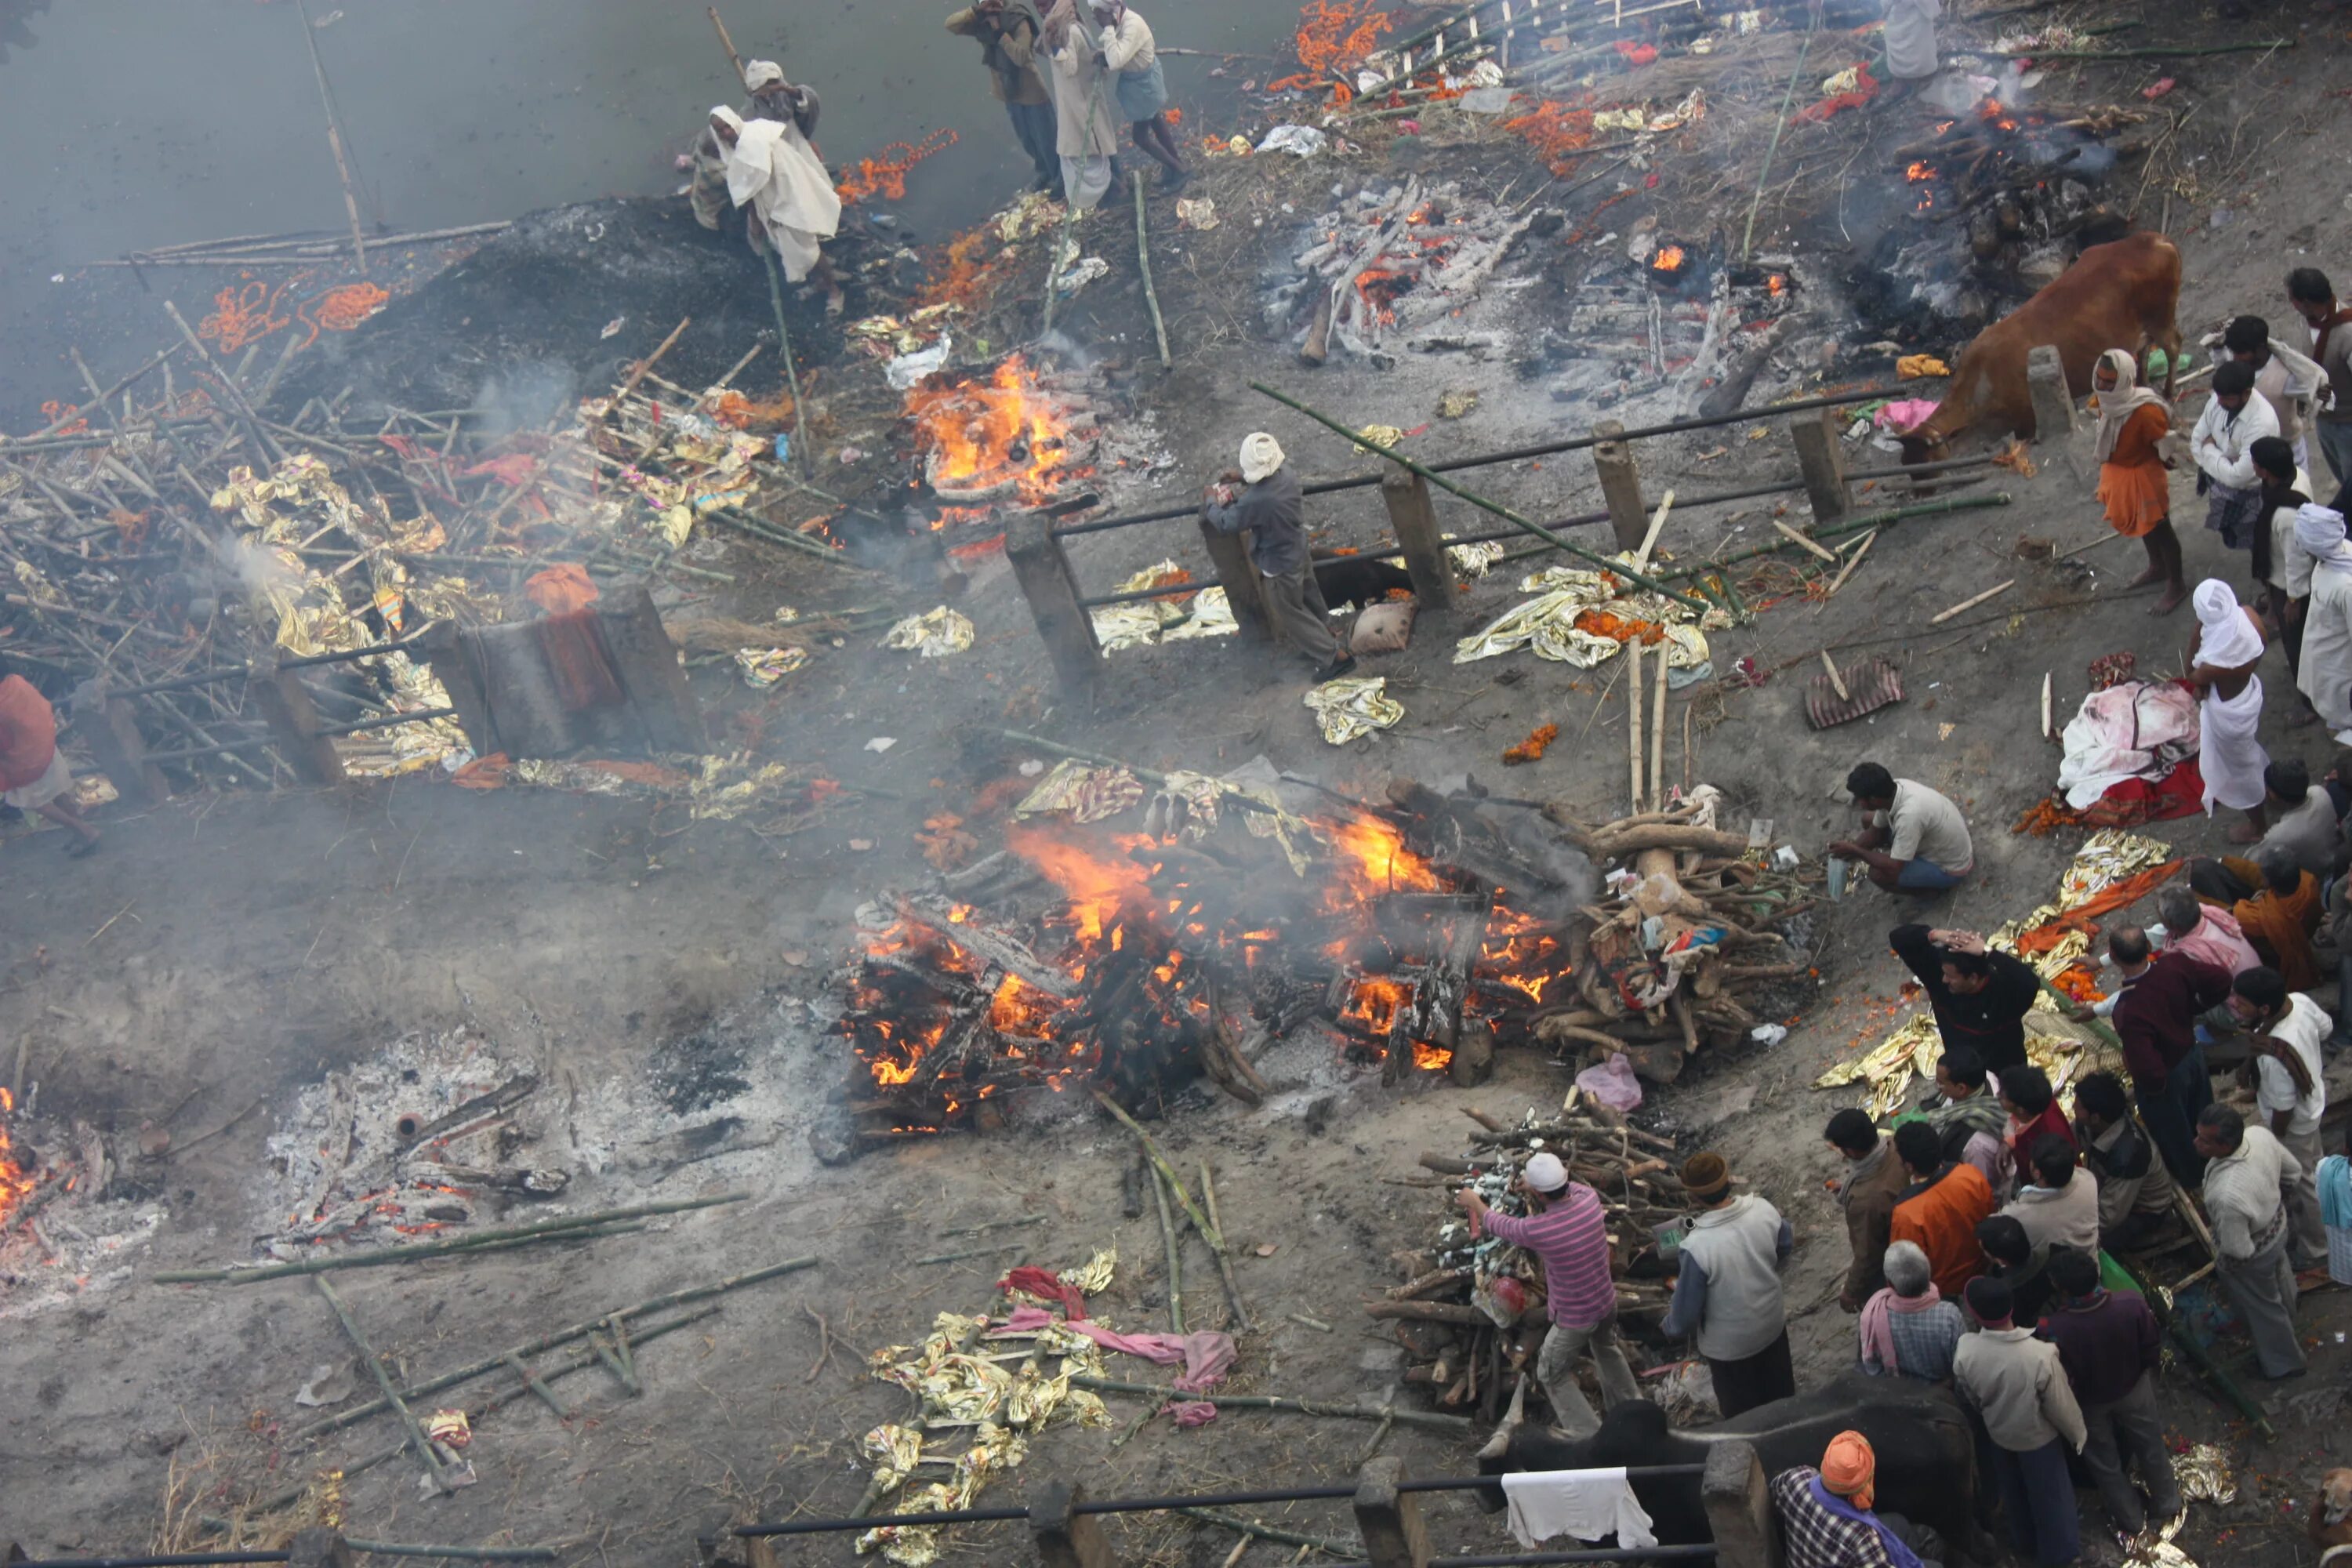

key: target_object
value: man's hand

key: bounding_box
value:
[1931,929,1987,955]
[1838,1288,1860,1314]
[1827,840,1861,859]
[1451,1186,1487,1239]
[2066,1003,2096,1024]
[1216,467,1243,485]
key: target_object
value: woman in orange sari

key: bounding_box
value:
[2094,347,2182,615]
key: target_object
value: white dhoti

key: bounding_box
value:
[2302,562,2352,736]
[2199,678,2268,815]
[1884,0,1942,81]
[724,118,842,282]
[2,750,72,811]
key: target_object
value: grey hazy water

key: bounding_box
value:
[0,0,1301,375]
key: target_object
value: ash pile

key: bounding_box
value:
[812,748,1820,1160]
[0,1085,169,1319]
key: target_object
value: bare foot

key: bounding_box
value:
[2149,583,2188,615]
[2226,820,2263,844]
[2125,564,2165,589]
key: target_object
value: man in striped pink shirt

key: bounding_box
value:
[1455,1152,1636,1436]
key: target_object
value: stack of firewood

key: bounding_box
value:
[1374,1105,1687,1424]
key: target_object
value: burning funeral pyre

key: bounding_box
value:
[817,762,1818,1161]
[1274,179,1545,365]
[0,1086,170,1319]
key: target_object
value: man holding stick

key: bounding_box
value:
[1203,434,1355,684]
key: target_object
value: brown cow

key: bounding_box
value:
[1899,231,2182,463]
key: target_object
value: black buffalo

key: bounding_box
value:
[1475,1373,1987,1555]
[1312,555,1414,608]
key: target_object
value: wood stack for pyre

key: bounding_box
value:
[819,768,1817,1160]
[1895,103,2150,260]
[1376,1105,1686,1425]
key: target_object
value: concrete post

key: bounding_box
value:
[601,584,708,754]
[71,680,167,807]
[419,622,497,756]
[1352,1457,1431,1568]
[1195,516,1272,644]
[1008,514,1105,695]
[286,1530,355,1568]
[1790,406,1849,525]
[1379,466,1457,614]
[248,662,346,786]
[1029,1478,1119,1568]
[1592,419,1648,553]
[1702,1439,1780,1568]
[2027,344,2076,442]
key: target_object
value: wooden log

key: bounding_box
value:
[895,895,1076,998]
[1198,1160,1253,1333]
[1585,823,1751,859]
[1152,1162,1185,1334]
[1365,1299,1488,1327]
[1070,1374,1472,1431]
[316,1276,456,1494]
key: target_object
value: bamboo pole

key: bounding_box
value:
[1070,1376,1473,1432]
[1649,643,1668,808]
[1627,637,1645,815]
[709,5,750,85]
[1196,1160,1253,1332]
[154,1192,750,1284]
[1997,40,2292,58]
[1740,13,1817,260]
[1152,1162,1185,1333]
[760,255,814,475]
[162,301,288,466]
[292,0,372,274]
[289,1254,812,1438]
[1092,1091,1226,1250]
[1133,172,1171,368]
[613,316,692,407]
[1174,1508,1361,1559]
[1249,382,1708,610]
[503,1353,573,1420]
[316,1276,455,1494]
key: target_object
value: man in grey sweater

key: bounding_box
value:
[1202,433,1355,683]
[1954,1275,2086,1567]
[1660,1151,1795,1417]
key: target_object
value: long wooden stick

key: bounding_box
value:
[614,316,692,407]
[1649,642,1668,807]
[316,1276,454,1494]
[1152,1162,1185,1333]
[503,1353,573,1420]
[1133,172,1171,368]
[1627,637,1645,814]
[162,300,288,466]
[760,255,814,475]
[292,0,371,274]
[1825,528,1876,595]
[1070,1375,1473,1432]
[1930,579,2014,623]
[154,1191,750,1283]
[708,5,749,86]
[1091,1091,1223,1246]
[1197,1160,1254,1331]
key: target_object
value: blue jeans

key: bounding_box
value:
[1896,858,1968,890]
[2138,1043,2212,1187]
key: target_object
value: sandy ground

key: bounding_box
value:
[6,7,2352,1567]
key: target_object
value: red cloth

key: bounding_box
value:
[1613,40,1657,64]
[2081,757,2205,826]
[2007,1101,2079,1168]
[0,675,58,792]
[1792,66,1878,125]
[997,1265,1089,1319]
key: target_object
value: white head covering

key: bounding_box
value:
[2296,503,2352,570]
[1522,1152,1569,1194]
[708,104,744,136]
[2092,347,2165,462]
[2193,579,2264,667]
[1239,433,1285,485]
[743,59,786,90]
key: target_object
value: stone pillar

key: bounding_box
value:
[1790,406,1849,525]
[1352,1457,1431,1568]
[287,1530,355,1568]
[71,680,167,807]
[1702,1439,1780,1568]
[419,622,497,756]
[2027,344,2076,442]
[1008,514,1105,696]
[1592,420,1648,553]
[1380,466,1457,614]
[601,584,708,754]
[1196,517,1272,644]
[1029,1478,1119,1568]
[248,661,345,786]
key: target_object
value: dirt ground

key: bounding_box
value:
[6,5,2352,1566]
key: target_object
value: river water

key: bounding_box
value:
[0,0,1303,397]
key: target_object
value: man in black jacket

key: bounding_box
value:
[1203,433,1355,683]
[1888,925,2040,1073]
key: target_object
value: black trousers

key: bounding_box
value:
[1707,1329,1795,1418]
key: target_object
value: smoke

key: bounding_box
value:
[469,361,579,445]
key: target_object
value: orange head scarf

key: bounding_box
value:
[1820,1431,1876,1512]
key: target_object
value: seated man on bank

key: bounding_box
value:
[1771,1430,1946,1568]
[2188,760,2346,892]
[1829,763,1975,893]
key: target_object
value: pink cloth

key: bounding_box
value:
[1163,1400,1218,1426]
[998,1266,1091,1319]
[1876,398,1941,433]
[2169,904,2261,976]
[992,1308,1238,1393]
[1858,1281,1943,1373]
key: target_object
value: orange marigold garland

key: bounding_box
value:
[1502,723,1559,764]
[836,128,960,204]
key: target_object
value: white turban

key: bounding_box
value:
[2193,579,2263,667]
[2296,503,2352,569]
[743,59,786,90]
[708,105,744,135]
[1240,433,1286,485]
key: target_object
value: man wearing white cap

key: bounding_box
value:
[1454,1151,1636,1437]
[2295,503,2352,742]
[724,62,846,313]
[1203,434,1355,682]
[2186,577,2272,841]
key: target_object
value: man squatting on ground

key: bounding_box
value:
[1203,434,1358,684]
[1829,764,1974,893]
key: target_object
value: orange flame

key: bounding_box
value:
[0,1087,34,1220]
[1653,246,1687,273]
[906,354,1085,505]
[1906,162,1936,182]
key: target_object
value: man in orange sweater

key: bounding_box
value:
[1888,1120,1994,1296]
[0,675,97,854]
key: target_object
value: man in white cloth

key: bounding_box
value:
[1041,0,1120,210]
[2194,360,2283,556]
[720,64,845,312]
[2186,578,2271,842]
[1882,0,1943,99]
[2296,503,2352,742]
